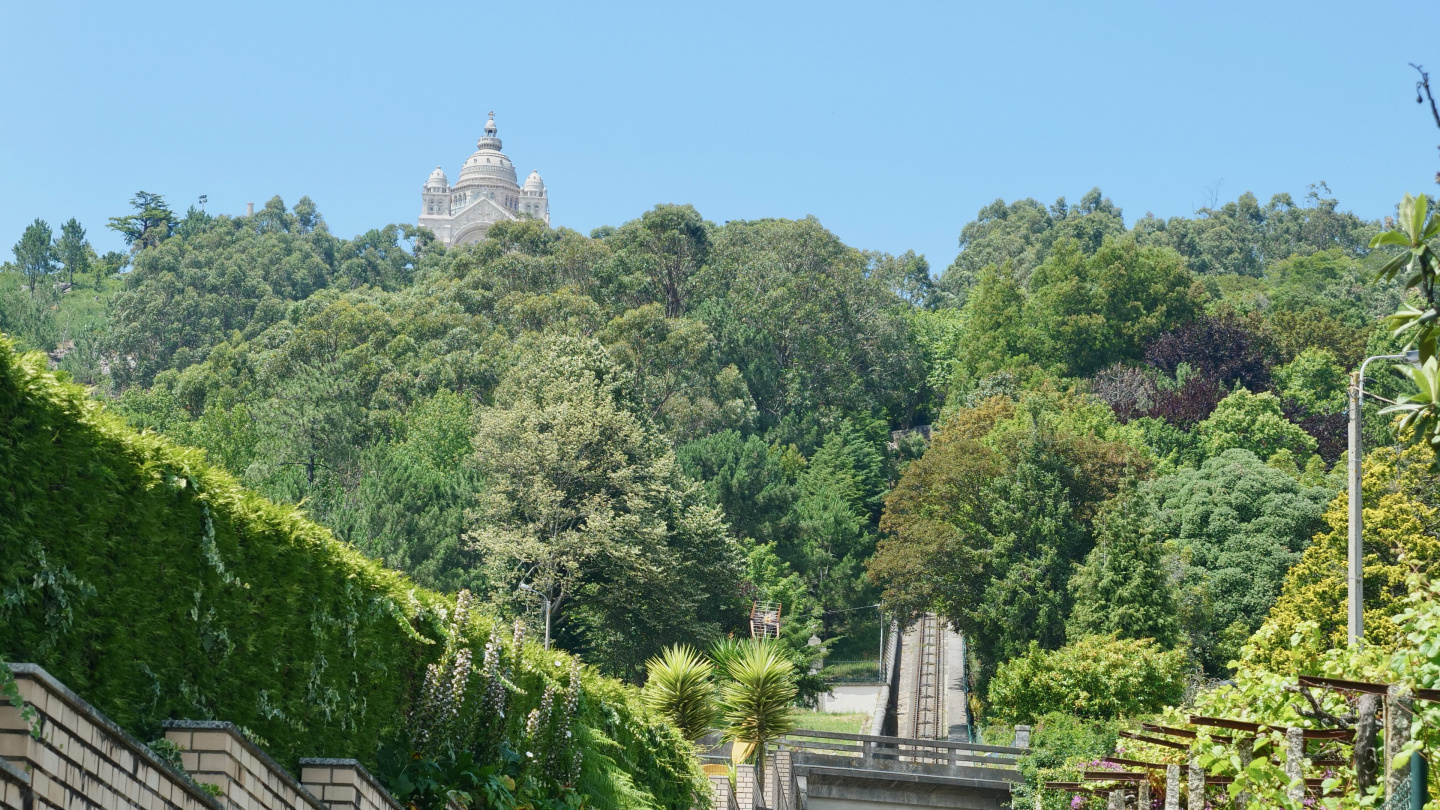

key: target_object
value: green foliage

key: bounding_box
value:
[1027,237,1203,377]
[1142,448,1330,674]
[936,189,1126,304]
[1194,388,1318,462]
[12,218,56,293]
[1273,347,1348,414]
[1132,185,1374,277]
[468,336,745,679]
[0,338,701,808]
[107,191,177,250]
[642,645,717,742]
[1066,494,1182,647]
[106,196,414,388]
[54,218,91,287]
[1126,575,1440,809]
[696,216,924,422]
[1248,443,1440,668]
[1371,193,1440,461]
[870,393,1148,685]
[1011,712,1119,810]
[717,640,798,787]
[986,635,1186,724]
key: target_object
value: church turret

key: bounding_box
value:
[421,167,449,218]
[521,170,549,224]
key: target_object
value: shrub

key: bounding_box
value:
[985,635,1186,724]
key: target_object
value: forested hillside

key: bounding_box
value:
[4,183,1437,735]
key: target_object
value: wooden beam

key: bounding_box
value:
[1297,675,1389,695]
[1118,731,1189,751]
[1103,757,1169,771]
[1084,771,1147,782]
[1143,722,1231,743]
[1141,723,1196,738]
[1188,716,1354,742]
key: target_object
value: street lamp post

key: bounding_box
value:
[518,582,553,650]
[1347,351,1420,645]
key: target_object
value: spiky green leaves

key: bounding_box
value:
[641,645,716,742]
[1371,194,1440,462]
[716,641,797,751]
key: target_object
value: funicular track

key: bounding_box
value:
[895,612,947,747]
[911,613,943,739]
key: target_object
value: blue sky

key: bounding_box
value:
[1,1,1436,272]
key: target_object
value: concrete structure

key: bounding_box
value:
[299,760,402,810]
[0,663,395,810]
[778,730,1023,810]
[419,112,549,247]
[819,684,885,716]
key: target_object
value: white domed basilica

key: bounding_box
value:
[418,113,549,247]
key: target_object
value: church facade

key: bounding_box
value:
[418,113,549,247]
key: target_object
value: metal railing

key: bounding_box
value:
[777,728,1024,783]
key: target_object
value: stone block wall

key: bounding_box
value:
[0,757,31,810]
[735,764,756,810]
[298,760,400,810]
[162,721,326,810]
[0,664,222,810]
[0,664,410,810]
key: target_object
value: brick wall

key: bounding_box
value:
[735,764,756,810]
[0,664,222,810]
[0,664,414,810]
[163,721,326,810]
[298,759,401,810]
[0,757,31,810]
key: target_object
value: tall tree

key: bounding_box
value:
[54,218,90,287]
[1066,493,1181,647]
[12,219,56,293]
[610,203,710,318]
[107,191,176,250]
[467,337,744,677]
[1142,448,1329,674]
[869,395,1146,685]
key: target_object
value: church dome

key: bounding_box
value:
[455,112,518,190]
[523,170,546,194]
[425,166,448,190]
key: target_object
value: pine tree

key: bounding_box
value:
[54,218,90,287]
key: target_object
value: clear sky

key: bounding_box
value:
[2,1,1436,272]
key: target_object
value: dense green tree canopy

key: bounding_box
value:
[869,393,1147,683]
[1142,448,1330,673]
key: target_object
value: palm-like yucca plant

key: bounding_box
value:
[642,644,716,742]
[717,641,797,797]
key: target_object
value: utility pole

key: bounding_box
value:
[1348,351,1420,644]
[1347,369,1364,645]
